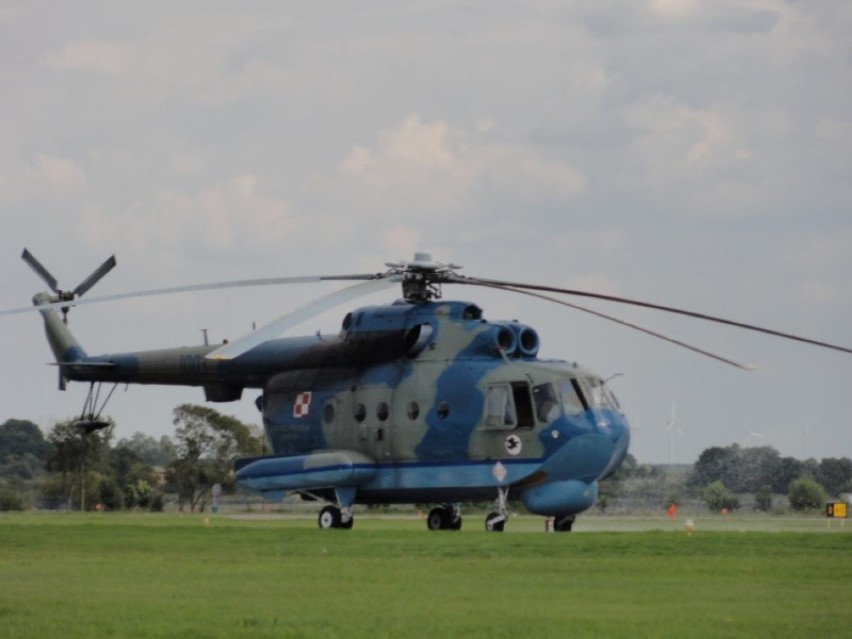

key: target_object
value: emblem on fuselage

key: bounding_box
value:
[505,434,522,456]
[293,391,312,418]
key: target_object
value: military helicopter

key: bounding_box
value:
[8,249,852,532]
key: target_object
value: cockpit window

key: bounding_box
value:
[533,383,560,422]
[582,378,606,408]
[558,379,587,416]
[581,377,620,410]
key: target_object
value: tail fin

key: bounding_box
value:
[33,293,87,389]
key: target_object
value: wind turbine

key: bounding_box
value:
[665,401,683,466]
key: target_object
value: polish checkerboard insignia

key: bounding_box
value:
[293,391,312,418]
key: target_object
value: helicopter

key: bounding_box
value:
[8,249,852,532]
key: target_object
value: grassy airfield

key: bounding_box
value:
[1,512,850,638]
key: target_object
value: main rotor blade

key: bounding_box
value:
[21,249,59,293]
[453,275,852,356]
[73,255,117,298]
[206,276,402,360]
[1,273,382,317]
[481,282,757,370]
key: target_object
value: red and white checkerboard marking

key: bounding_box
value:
[293,391,312,418]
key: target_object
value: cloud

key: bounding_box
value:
[381,226,423,260]
[651,0,700,19]
[334,114,586,219]
[44,41,138,76]
[625,95,748,166]
[0,154,86,203]
[81,174,296,257]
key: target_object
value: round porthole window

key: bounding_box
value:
[354,403,366,422]
[407,401,420,421]
[437,401,449,419]
[377,402,389,422]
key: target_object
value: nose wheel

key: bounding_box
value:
[553,514,575,532]
[485,488,509,532]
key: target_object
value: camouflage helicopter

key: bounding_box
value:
[9,249,852,532]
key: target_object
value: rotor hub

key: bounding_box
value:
[385,253,463,302]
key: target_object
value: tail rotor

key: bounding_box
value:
[22,248,117,324]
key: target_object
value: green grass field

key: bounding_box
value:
[2,512,851,638]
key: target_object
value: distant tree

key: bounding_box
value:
[754,485,773,512]
[166,405,263,512]
[788,476,827,512]
[817,458,852,497]
[123,478,155,509]
[0,419,50,480]
[800,458,820,480]
[738,447,782,493]
[0,419,49,460]
[702,481,740,512]
[690,446,739,490]
[115,432,175,467]
[44,419,114,510]
[0,483,25,511]
[107,445,162,509]
[776,457,803,494]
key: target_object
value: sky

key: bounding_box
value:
[1,0,850,464]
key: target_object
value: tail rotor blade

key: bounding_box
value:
[21,249,59,293]
[73,255,117,298]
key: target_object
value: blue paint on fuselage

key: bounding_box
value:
[414,320,502,461]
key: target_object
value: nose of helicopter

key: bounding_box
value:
[597,410,630,478]
[540,409,630,483]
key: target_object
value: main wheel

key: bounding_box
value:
[485,512,505,532]
[318,505,341,529]
[427,507,448,531]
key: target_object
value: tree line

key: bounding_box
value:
[599,444,851,514]
[2,412,849,513]
[0,405,265,512]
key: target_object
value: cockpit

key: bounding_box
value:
[532,377,623,423]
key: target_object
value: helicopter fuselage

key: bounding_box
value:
[36,294,631,527]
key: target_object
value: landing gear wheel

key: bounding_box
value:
[427,507,448,531]
[318,505,341,529]
[485,512,506,532]
[426,506,461,531]
[554,515,575,532]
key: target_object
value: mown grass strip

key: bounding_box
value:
[1,513,850,638]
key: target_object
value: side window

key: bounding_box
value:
[511,382,535,429]
[483,383,535,429]
[484,384,515,429]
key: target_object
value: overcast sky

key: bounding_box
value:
[1,1,850,464]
